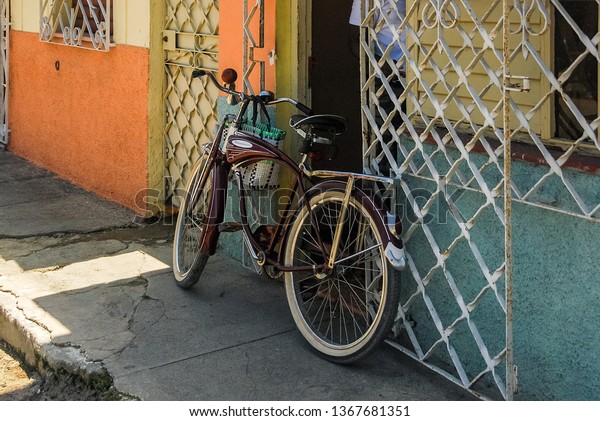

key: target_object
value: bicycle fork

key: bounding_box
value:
[324,175,406,272]
[327,175,356,270]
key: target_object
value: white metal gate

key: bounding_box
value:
[0,0,8,148]
[164,0,220,203]
[358,0,600,400]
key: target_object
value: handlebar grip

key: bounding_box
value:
[192,69,207,78]
[296,102,313,116]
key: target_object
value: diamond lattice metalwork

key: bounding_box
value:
[506,0,600,219]
[360,0,600,400]
[164,0,220,205]
[360,0,510,400]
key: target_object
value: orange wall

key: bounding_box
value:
[9,31,149,212]
[219,1,276,92]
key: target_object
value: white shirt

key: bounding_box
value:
[350,0,406,60]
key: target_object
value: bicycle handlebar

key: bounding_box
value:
[293,102,313,116]
[192,68,313,116]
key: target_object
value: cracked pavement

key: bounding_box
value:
[0,151,473,401]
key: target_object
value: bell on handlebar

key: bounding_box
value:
[259,91,275,102]
[222,68,238,84]
[221,69,239,106]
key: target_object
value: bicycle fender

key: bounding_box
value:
[289,180,405,271]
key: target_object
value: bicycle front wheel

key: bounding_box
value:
[172,156,212,289]
[284,189,400,364]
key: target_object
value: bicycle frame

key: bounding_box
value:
[174,69,406,364]
[193,96,405,273]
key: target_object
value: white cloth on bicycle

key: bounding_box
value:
[350,0,406,61]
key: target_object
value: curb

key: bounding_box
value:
[0,289,111,387]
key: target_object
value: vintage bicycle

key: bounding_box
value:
[172,68,405,363]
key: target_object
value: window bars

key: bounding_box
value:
[40,0,112,52]
[360,0,600,401]
[360,0,511,400]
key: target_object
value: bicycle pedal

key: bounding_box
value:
[219,222,243,233]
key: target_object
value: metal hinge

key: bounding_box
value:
[514,365,519,394]
[505,75,531,93]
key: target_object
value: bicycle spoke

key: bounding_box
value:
[324,202,339,242]
[323,285,339,341]
[297,273,318,285]
[302,281,329,311]
[339,208,362,257]
[338,249,383,272]
[340,282,350,344]
[330,280,347,343]
[335,243,382,265]
[338,273,369,311]
[189,216,204,230]
[310,282,331,327]
[301,227,321,252]
[297,248,318,266]
[336,282,366,339]
[286,189,399,361]
[339,273,371,320]
[316,282,334,337]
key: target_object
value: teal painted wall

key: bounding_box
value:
[392,137,600,400]
[513,203,600,400]
[215,97,600,399]
[395,173,507,399]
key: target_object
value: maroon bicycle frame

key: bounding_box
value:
[193,120,403,274]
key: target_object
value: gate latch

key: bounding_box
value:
[505,75,531,93]
[163,30,176,51]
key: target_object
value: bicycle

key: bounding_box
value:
[172,68,406,364]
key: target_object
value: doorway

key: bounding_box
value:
[309,0,362,172]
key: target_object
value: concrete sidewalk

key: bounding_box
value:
[0,151,473,401]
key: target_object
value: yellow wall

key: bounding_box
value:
[10,0,39,33]
[11,0,152,48]
[407,0,545,134]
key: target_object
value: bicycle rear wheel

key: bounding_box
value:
[172,156,212,288]
[284,189,400,363]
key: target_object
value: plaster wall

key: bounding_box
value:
[8,31,150,210]
[8,1,165,213]
[512,203,600,400]
[397,139,600,400]
[218,0,277,91]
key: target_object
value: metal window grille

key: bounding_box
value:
[359,0,600,400]
[40,0,112,52]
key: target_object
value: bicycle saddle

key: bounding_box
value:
[290,114,347,135]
